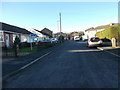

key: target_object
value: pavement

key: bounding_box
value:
[2,58,16,63]
[3,41,119,88]
[97,46,120,58]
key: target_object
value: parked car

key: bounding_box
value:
[41,39,51,43]
[50,38,58,43]
[41,38,58,43]
[87,37,103,47]
[74,36,80,41]
[101,38,112,46]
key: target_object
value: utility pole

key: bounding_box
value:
[59,13,62,35]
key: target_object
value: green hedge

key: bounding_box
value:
[95,24,120,43]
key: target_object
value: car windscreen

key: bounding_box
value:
[91,38,99,42]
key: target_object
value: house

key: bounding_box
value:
[83,27,95,40]
[41,28,53,38]
[69,31,84,40]
[34,29,50,40]
[0,22,32,47]
[28,28,50,42]
[53,32,61,39]
[53,32,68,40]
[84,23,118,39]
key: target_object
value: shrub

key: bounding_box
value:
[19,42,36,48]
[95,24,120,43]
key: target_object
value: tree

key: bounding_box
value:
[14,36,20,45]
[14,36,21,57]
[58,35,64,43]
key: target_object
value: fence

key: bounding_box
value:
[2,45,31,58]
[2,41,57,58]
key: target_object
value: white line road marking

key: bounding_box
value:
[97,47,120,58]
[97,47,104,51]
[3,51,53,80]
[19,51,53,70]
[3,43,64,81]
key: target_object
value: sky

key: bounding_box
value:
[1,2,118,33]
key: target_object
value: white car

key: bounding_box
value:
[50,38,58,43]
[74,36,80,41]
[87,37,103,47]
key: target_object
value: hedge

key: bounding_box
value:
[95,24,120,43]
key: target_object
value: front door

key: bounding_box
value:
[6,34,10,47]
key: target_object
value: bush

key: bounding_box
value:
[36,42,56,51]
[19,42,36,48]
[45,43,55,48]
[58,35,64,42]
[95,24,120,43]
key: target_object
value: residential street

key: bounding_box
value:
[3,41,119,88]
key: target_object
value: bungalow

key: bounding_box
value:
[28,28,50,42]
[83,23,118,39]
[0,22,32,48]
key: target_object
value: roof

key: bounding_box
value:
[34,29,50,36]
[85,23,119,32]
[41,28,52,33]
[54,32,65,35]
[0,22,32,34]
[85,27,95,32]
[41,28,53,37]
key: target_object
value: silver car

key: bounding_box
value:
[87,37,103,47]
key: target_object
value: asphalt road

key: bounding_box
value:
[3,41,119,88]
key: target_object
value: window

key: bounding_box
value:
[0,31,4,42]
[21,35,27,42]
[13,34,16,42]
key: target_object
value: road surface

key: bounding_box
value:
[3,41,119,88]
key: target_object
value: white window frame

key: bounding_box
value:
[0,30,4,42]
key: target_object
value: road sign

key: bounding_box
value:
[29,34,38,37]
[29,34,38,50]
[29,34,38,39]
